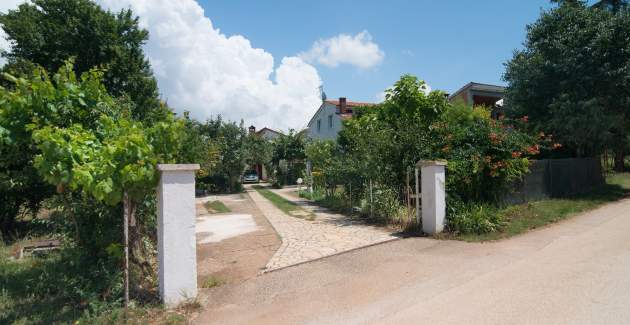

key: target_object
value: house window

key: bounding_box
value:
[328,115,333,128]
[317,119,321,132]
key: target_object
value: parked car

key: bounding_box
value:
[242,170,260,183]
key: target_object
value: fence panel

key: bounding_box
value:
[504,157,603,204]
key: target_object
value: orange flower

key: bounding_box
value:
[526,144,540,155]
[552,143,563,150]
[512,151,522,158]
[489,132,501,145]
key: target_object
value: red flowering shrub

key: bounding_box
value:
[433,104,539,202]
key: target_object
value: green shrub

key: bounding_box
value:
[304,75,545,232]
[446,200,505,235]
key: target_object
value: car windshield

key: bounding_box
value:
[245,171,257,177]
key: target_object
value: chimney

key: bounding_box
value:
[248,125,256,134]
[339,97,347,114]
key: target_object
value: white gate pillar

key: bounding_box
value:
[157,164,200,306]
[417,160,447,234]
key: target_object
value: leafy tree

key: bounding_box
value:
[272,130,307,185]
[0,0,160,120]
[0,62,120,237]
[33,113,182,307]
[339,75,450,191]
[1,61,184,306]
[244,132,273,168]
[324,75,542,225]
[190,117,247,193]
[504,1,630,170]
[178,112,221,180]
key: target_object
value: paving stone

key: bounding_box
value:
[247,187,398,272]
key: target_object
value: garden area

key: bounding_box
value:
[0,1,314,322]
[1,0,630,323]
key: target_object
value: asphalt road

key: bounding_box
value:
[195,198,630,325]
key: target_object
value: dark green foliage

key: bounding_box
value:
[270,130,307,186]
[0,246,122,324]
[504,1,630,165]
[0,0,160,120]
[187,116,247,193]
[245,132,273,167]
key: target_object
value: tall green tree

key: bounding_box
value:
[0,0,160,120]
[338,75,538,203]
[271,130,307,185]
[504,1,630,170]
[244,132,272,167]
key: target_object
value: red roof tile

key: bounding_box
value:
[324,100,375,107]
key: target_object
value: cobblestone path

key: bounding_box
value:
[247,187,399,271]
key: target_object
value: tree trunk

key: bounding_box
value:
[128,199,155,301]
[614,148,625,172]
[123,193,131,309]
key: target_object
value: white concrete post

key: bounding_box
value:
[417,160,447,234]
[157,164,200,307]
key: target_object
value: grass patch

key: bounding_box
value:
[451,173,630,242]
[205,200,231,214]
[299,189,356,216]
[77,304,193,325]
[253,186,315,220]
[201,276,223,289]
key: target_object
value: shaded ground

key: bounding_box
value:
[195,193,280,287]
[194,198,630,324]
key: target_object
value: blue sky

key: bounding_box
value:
[1,0,592,129]
[199,0,559,102]
[0,0,601,129]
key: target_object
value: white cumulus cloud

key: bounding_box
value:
[98,0,322,131]
[1,0,324,130]
[299,30,385,69]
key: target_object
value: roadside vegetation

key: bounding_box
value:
[303,1,630,237]
[0,239,199,324]
[448,173,630,242]
[205,200,231,214]
[305,75,545,232]
[253,186,315,220]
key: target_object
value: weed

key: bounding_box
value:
[201,276,223,289]
[205,200,231,214]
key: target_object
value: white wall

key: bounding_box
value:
[157,164,199,306]
[307,103,344,141]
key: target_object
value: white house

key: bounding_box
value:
[306,97,374,141]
